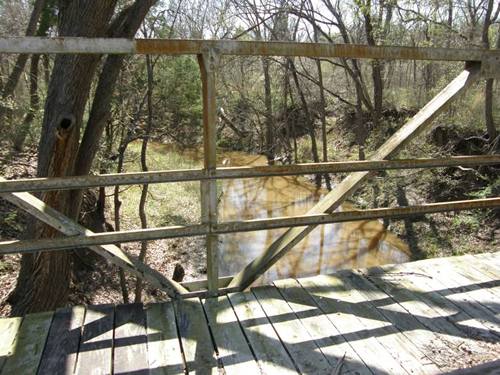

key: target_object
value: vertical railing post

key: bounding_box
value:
[198,49,219,295]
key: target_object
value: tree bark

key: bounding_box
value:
[74,0,157,180]
[11,0,156,315]
[11,0,155,315]
[359,0,391,127]
[482,1,498,142]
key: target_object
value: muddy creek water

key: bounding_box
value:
[153,144,410,284]
[216,151,410,284]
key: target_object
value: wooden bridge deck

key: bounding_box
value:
[0,252,499,374]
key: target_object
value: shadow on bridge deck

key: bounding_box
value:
[0,252,499,374]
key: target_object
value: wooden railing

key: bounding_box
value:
[0,37,499,298]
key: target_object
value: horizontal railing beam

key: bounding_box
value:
[0,197,497,254]
[0,155,498,193]
[0,38,499,61]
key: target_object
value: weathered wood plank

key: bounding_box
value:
[0,317,23,372]
[37,306,85,374]
[364,266,499,369]
[452,254,500,287]
[273,278,371,374]
[227,291,298,375]
[174,298,218,374]
[1,311,53,374]
[146,302,185,375]
[380,262,499,342]
[345,269,458,370]
[444,253,500,282]
[74,305,114,375]
[431,258,500,317]
[203,296,261,374]
[467,252,500,264]
[298,274,421,374]
[407,260,500,332]
[229,64,482,290]
[0,37,134,54]
[252,285,332,374]
[113,303,149,374]
[406,255,500,302]
[453,262,500,291]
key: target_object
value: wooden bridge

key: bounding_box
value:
[0,38,499,373]
[0,252,499,374]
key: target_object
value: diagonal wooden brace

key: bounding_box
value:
[0,181,188,297]
[229,63,482,290]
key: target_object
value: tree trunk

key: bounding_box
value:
[282,58,293,158]
[371,60,383,126]
[11,0,156,315]
[135,54,154,302]
[485,79,497,142]
[262,57,275,164]
[482,3,498,142]
[114,131,131,304]
[361,0,384,127]
[290,60,321,187]
[315,55,331,190]
[74,0,156,180]
[12,0,118,315]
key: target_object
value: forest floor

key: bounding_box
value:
[0,118,499,316]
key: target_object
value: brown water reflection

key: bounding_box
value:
[216,152,410,284]
[153,143,410,284]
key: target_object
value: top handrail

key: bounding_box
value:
[0,37,499,61]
